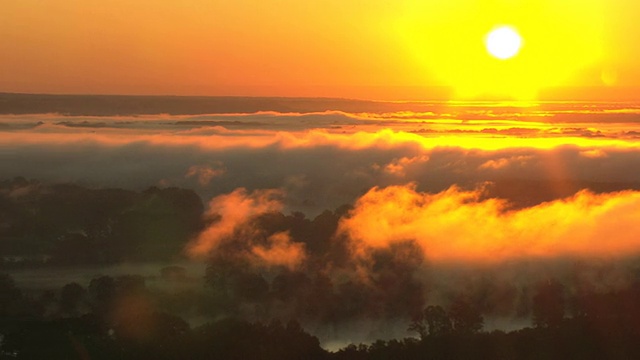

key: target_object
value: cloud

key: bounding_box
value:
[580,149,608,159]
[379,155,430,177]
[186,188,284,257]
[3,110,640,216]
[478,155,532,170]
[339,184,640,262]
[250,232,306,270]
[185,163,226,186]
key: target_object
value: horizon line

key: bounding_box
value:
[2,86,640,103]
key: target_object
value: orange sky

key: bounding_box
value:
[1,0,639,100]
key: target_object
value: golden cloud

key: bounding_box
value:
[339,184,640,262]
[251,232,307,270]
[186,188,283,257]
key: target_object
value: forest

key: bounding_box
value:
[2,177,640,359]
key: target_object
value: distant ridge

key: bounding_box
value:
[2,89,638,116]
[0,92,402,116]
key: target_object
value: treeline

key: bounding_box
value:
[0,272,325,359]
[0,178,351,267]
[5,178,640,326]
[0,178,204,266]
[4,178,640,358]
[334,324,640,360]
[3,272,640,359]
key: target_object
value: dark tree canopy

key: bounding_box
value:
[532,279,565,328]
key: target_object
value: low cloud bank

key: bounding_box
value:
[340,185,640,262]
[186,188,284,257]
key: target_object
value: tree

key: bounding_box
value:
[532,279,565,328]
[59,282,86,316]
[426,305,453,336]
[0,273,21,315]
[205,255,269,312]
[409,305,452,339]
[449,296,484,334]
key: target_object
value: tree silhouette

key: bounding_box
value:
[427,305,453,336]
[409,305,453,339]
[532,279,565,328]
[88,276,117,318]
[59,282,86,317]
[0,273,30,318]
[449,296,484,334]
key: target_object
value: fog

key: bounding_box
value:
[3,96,640,352]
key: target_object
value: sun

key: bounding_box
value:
[399,1,604,100]
[485,26,522,60]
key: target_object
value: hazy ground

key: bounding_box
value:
[3,94,640,350]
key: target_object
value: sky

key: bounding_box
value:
[2,0,640,100]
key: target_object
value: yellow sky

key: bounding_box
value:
[1,0,638,100]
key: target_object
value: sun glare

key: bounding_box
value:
[485,26,522,60]
[399,0,605,100]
